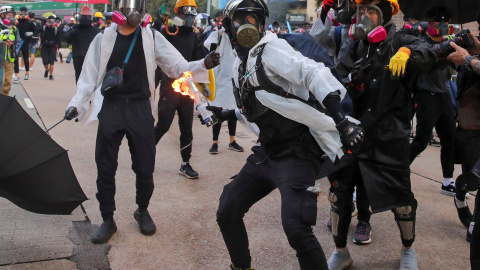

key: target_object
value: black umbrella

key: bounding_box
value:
[398,0,480,24]
[0,95,88,215]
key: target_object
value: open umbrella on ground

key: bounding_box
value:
[0,95,88,215]
[398,0,480,24]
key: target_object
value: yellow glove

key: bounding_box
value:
[389,47,411,79]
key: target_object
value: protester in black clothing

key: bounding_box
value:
[330,0,440,268]
[65,6,100,83]
[14,7,36,81]
[21,12,40,71]
[154,0,204,179]
[64,0,219,244]
[40,16,61,80]
[409,6,457,196]
[445,25,480,269]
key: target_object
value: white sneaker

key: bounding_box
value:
[13,76,20,84]
[19,67,25,71]
[328,248,353,270]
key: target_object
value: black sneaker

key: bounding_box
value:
[353,221,372,244]
[228,140,244,152]
[179,163,199,179]
[134,208,156,235]
[455,197,473,228]
[91,217,117,244]
[441,183,456,196]
[209,143,218,154]
[429,138,441,147]
[44,70,48,78]
[49,75,54,80]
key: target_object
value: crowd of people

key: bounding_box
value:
[1,0,480,269]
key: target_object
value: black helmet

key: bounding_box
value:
[224,0,268,21]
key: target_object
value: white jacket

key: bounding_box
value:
[67,24,209,124]
[233,32,347,161]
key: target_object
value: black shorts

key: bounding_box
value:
[41,45,56,65]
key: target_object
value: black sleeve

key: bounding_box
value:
[336,39,358,85]
[393,34,439,72]
[64,26,74,44]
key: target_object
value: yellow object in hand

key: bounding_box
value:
[388,47,411,78]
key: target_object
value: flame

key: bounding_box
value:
[172,71,194,100]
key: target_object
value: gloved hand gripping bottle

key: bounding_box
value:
[185,77,218,127]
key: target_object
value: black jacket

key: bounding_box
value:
[16,19,37,44]
[65,24,100,58]
[336,24,438,212]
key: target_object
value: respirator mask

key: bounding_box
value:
[173,6,197,27]
[232,11,263,48]
[349,4,387,43]
[46,18,56,27]
[427,20,454,36]
[18,10,29,20]
[3,16,17,27]
[404,22,422,36]
[113,0,149,27]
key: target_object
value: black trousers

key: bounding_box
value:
[217,146,328,270]
[212,118,237,141]
[154,85,194,163]
[41,46,56,66]
[73,56,85,83]
[95,98,155,219]
[14,42,30,73]
[410,91,455,178]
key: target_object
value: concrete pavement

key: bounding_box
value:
[0,60,475,269]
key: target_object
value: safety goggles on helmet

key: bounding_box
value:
[232,12,258,28]
[177,6,197,15]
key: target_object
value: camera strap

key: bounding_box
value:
[121,26,140,71]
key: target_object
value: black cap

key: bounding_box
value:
[215,11,223,17]
[48,15,55,19]
[29,12,35,17]
[20,7,28,12]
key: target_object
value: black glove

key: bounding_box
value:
[65,106,78,120]
[350,58,372,86]
[336,118,365,153]
[204,51,220,69]
[206,105,233,122]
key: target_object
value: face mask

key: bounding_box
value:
[19,11,29,20]
[349,5,387,43]
[173,14,195,27]
[404,22,422,36]
[112,10,141,26]
[46,19,56,27]
[427,21,454,36]
[232,12,262,48]
[3,16,17,26]
[336,5,355,25]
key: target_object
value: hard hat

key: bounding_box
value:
[355,0,399,15]
[174,0,197,13]
[80,6,92,16]
[0,6,15,15]
[94,11,103,18]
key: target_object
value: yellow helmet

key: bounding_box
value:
[94,11,103,18]
[174,0,197,13]
[355,0,399,15]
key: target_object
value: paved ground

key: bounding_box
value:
[0,60,475,269]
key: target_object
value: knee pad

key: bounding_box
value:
[328,184,349,237]
[456,172,480,192]
[393,204,417,244]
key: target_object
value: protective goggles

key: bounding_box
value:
[178,6,197,15]
[232,12,259,28]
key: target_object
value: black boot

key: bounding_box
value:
[91,217,117,244]
[134,208,156,235]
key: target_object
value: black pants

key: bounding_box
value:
[95,98,156,219]
[212,118,237,141]
[14,42,30,73]
[154,85,194,163]
[217,146,328,270]
[41,46,56,66]
[410,91,455,178]
[328,162,416,248]
[73,56,85,83]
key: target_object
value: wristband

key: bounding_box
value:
[465,55,475,71]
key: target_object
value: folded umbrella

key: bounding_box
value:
[0,95,88,215]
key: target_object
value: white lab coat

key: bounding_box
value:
[233,32,347,161]
[67,23,209,124]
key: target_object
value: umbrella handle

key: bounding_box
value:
[45,117,67,133]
